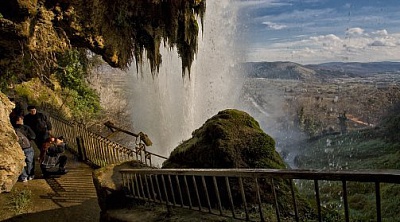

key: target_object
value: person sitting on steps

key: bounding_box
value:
[40,136,68,178]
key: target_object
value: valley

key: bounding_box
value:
[241,61,400,169]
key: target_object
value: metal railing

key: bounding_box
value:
[43,111,400,221]
[48,115,167,168]
[120,168,400,222]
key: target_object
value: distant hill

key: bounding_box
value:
[242,61,400,80]
[241,61,316,80]
[306,61,400,76]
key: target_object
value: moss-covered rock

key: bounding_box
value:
[163,109,285,169]
[162,109,314,219]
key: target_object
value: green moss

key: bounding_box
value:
[8,189,32,215]
[161,109,315,219]
[164,109,282,169]
[296,129,400,170]
[14,78,60,109]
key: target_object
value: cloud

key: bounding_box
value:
[372,29,388,36]
[240,1,400,63]
[369,40,386,47]
[262,21,287,30]
[310,34,341,42]
[345,27,364,36]
[237,0,291,8]
[343,3,352,9]
[246,29,400,64]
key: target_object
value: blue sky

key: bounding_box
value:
[237,0,400,64]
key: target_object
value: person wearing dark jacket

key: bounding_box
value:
[24,105,52,150]
[14,116,36,182]
[40,136,68,177]
[9,101,25,127]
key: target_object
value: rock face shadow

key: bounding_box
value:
[1,198,100,222]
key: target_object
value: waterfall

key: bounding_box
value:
[125,1,245,161]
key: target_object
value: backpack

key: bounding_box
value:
[41,144,61,168]
[41,153,60,168]
[15,128,31,149]
[36,113,48,133]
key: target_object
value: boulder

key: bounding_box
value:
[162,109,313,218]
[0,92,25,193]
[92,161,151,221]
[163,109,285,169]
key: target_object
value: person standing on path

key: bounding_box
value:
[14,115,36,182]
[9,101,25,127]
[24,105,52,152]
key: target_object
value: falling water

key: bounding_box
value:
[125,1,245,160]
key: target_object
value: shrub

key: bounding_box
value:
[8,189,32,214]
[55,49,101,120]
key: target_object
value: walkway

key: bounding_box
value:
[0,149,100,222]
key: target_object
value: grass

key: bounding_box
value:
[295,179,400,221]
[293,128,400,221]
[296,129,400,170]
[7,188,32,215]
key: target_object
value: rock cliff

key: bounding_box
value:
[0,92,25,193]
[0,0,205,80]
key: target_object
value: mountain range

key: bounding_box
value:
[242,61,400,80]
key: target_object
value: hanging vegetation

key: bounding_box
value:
[0,0,206,86]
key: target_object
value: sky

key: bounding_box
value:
[237,0,400,64]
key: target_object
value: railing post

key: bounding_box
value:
[118,169,400,222]
[342,180,349,222]
[375,182,381,222]
[314,180,322,222]
[76,136,87,162]
[289,179,299,222]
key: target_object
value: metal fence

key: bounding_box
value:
[45,113,400,221]
[120,168,400,222]
[49,115,167,168]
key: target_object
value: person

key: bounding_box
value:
[24,105,52,150]
[40,136,68,177]
[9,101,25,127]
[14,116,36,182]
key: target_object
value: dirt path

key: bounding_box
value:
[0,148,100,222]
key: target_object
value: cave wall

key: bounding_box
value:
[0,0,205,80]
[0,92,25,193]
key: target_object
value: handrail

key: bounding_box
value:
[120,168,400,183]
[120,168,400,222]
[41,108,400,220]
[103,121,153,146]
[47,114,167,168]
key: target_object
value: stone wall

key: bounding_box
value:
[92,161,151,221]
[0,92,25,193]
